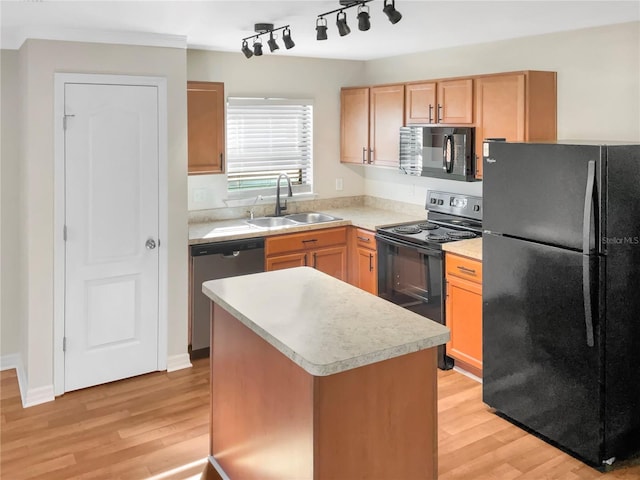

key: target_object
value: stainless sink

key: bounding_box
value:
[246,217,297,228]
[285,212,342,224]
[245,212,341,229]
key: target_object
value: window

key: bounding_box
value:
[226,97,313,195]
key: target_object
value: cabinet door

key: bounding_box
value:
[436,79,473,124]
[369,84,405,167]
[340,87,370,164]
[187,81,225,175]
[312,246,347,281]
[355,246,377,295]
[405,82,436,125]
[266,252,308,271]
[446,274,482,373]
[474,74,526,179]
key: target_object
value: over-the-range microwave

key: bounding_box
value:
[399,126,477,181]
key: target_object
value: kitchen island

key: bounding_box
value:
[201,267,449,480]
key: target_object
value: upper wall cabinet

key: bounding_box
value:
[474,71,556,179]
[340,84,405,167]
[340,87,370,164]
[187,81,225,175]
[405,79,473,125]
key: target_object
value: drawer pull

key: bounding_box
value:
[369,253,374,272]
[302,239,318,244]
[357,236,371,242]
[312,252,317,268]
[457,265,476,275]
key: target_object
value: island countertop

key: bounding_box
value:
[202,266,450,377]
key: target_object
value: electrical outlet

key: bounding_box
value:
[335,178,344,191]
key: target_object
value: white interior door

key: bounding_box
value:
[64,82,160,392]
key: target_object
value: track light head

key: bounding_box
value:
[316,17,328,40]
[383,0,402,24]
[241,40,254,58]
[253,39,263,56]
[357,4,370,31]
[267,32,280,52]
[282,28,295,49]
[336,11,351,36]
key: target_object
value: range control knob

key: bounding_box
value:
[473,205,481,212]
[438,199,444,205]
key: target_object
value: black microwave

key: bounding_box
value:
[399,126,477,181]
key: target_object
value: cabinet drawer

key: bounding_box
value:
[446,254,482,282]
[266,227,347,256]
[354,228,376,250]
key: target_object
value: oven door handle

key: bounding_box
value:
[375,234,443,258]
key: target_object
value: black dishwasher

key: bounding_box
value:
[190,238,265,358]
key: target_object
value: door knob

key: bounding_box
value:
[145,238,157,250]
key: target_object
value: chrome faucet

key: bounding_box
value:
[274,173,293,216]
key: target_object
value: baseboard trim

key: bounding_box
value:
[0,353,55,408]
[0,353,22,371]
[23,384,55,408]
[166,353,192,372]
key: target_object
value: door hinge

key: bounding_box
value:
[63,337,67,352]
[63,225,67,241]
[63,114,75,131]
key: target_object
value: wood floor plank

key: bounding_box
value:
[2,358,639,479]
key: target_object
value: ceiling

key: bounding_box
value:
[1,1,639,60]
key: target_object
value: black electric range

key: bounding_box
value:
[375,191,482,371]
[376,191,483,248]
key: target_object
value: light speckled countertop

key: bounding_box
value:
[442,237,482,261]
[202,267,450,376]
[189,206,426,245]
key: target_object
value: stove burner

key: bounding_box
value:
[417,222,439,231]
[425,233,449,243]
[448,231,477,240]
[393,225,422,234]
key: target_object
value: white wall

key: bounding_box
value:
[1,40,189,398]
[1,50,21,363]
[361,22,640,205]
[186,50,367,211]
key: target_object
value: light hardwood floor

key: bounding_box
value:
[1,359,639,479]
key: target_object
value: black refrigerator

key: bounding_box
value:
[482,140,640,469]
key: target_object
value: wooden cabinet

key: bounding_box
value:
[474,71,556,179]
[405,79,473,125]
[187,81,225,175]
[445,253,482,377]
[266,227,348,281]
[349,227,377,295]
[340,84,404,167]
[369,84,405,166]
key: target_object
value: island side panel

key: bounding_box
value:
[210,303,314,479]
[314,348,438,479]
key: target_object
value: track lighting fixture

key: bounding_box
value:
[267,32,279,52]
[282,27,295,49]
[315,1,401,42]
[241,40,253,59]
[253,38,263,56]
[240,23,294,59]
[357,4,371,31]
[316,17,328,40]
[383,0,402,24]
[336,11,351,37]
[240,1,402,57]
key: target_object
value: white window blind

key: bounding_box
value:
[226,97,313,194]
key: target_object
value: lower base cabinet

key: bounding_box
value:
[349,227,378,295]
[265,227,347,281]
[445,253,483,377]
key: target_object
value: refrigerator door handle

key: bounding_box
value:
[582,160,596,254]
[582,256,595,348]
